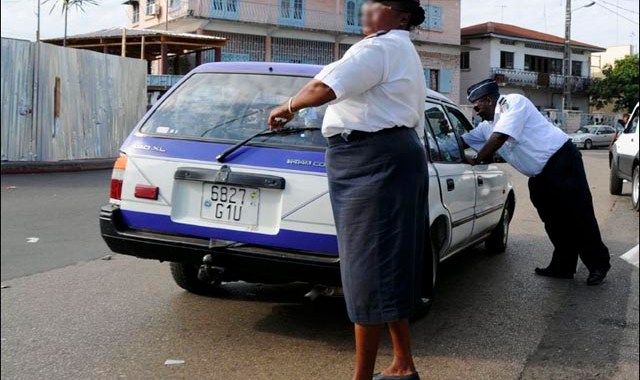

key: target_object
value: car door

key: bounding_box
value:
[616,107,639,178]
[444,106,507,237]
[425,102,476,252]
[599,126,616,147]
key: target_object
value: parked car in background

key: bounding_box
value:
[569,125,617,150]
[610,103,639,211]
[99,62,515,302]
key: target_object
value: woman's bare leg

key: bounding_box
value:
[381,319,417,376]
[353,323,384,380]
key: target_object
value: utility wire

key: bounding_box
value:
[598,0,640,15]
[596,2,640,25]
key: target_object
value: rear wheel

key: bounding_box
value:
[170,262,222,295]
[584,139,593,150]
[632,166,639,211]
[485,202,511,254]
[610,159,624,195]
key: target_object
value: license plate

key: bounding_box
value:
[200,183,260,226]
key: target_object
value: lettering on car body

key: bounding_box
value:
[286,158,325,167]
[133,143,166,153]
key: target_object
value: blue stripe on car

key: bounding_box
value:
[121,210,339,255]
[122,136,327,173]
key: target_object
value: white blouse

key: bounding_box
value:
[314,30,426,138]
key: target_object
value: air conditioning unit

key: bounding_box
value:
[147,3,161,16]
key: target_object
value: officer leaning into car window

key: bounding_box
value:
[462,79,611,286]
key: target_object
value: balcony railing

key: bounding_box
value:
[491,68,590,93]
[168,0,351,33]
[147,75,185,89]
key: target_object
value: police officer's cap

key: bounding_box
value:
[467,79,500,103]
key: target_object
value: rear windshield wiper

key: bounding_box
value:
[216,127,321,163]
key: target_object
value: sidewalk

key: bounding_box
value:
[1,158,116,174]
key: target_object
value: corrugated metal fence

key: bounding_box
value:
[1,38,147,162]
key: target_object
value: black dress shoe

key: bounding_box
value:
[587,265,610,286]
[534,266,574,279]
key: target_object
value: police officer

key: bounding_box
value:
[462,79,611,285]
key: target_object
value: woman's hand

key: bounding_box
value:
[267,104,295,131]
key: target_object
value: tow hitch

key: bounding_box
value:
[198,254,225,285]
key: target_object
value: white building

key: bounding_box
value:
[460,22,605,112]
[591,45,635,78]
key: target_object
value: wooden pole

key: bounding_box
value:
[121,28,126,57]
[214,47,222,62]
[161,39,168,74]
[140,35,146,59]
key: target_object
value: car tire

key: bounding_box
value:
[170,262,222,295]
[632,165,639,212]
[584,139,593,150]
[413,239,437,322]
[610,159,624,195]
[485,202,511,254]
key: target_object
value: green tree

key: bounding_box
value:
[45,0,99,47]
[589,54,639,112]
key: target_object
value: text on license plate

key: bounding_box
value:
[201,184,260,226]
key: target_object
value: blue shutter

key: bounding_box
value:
[279,0,305,27]
[423,68,431,90]
[421,5,443,31]
[209,0,239,20]
[439,69,452,93]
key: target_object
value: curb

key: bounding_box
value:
[1,158,116,174]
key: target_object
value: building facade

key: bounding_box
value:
[126,0,463,102]
[460,22,605,112]
[591,44,635,78]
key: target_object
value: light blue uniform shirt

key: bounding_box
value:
[462,94,569,177]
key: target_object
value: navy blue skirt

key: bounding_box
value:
[326,127,428,324]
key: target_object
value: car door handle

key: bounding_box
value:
[446,178,455,191]
[477,176,484,186]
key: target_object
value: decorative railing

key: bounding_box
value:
[491,68,591,93]
[147,75,185,89]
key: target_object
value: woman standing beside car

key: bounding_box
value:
[269,0,428,380]
[268,1,428,379]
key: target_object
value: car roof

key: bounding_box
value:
[192,61,456,106]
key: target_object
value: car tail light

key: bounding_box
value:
[134,184,159,200]
[110,154,127,202]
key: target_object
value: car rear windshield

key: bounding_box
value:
[140,73,327,149]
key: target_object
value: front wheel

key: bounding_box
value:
[632,166,639,211]
[485,203,511,254]
[610,159,624,195]
[584,139,593,150]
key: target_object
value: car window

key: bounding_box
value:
[625,109,638,134]
[140,73,327,149]
[423,122,441,163]
[425,103,463,163]
[445,106,474,135]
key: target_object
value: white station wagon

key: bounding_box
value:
[100,62,515,300]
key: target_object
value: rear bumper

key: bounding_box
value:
[99,205,341,285]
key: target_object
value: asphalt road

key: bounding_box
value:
[1,150,638,380]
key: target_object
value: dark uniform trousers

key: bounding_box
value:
[528,141,611,273]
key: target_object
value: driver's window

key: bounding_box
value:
[626,112,638,134]
[425,104,463,163]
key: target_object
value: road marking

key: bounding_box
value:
[620,244,639,268]
[26,237,39,243]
